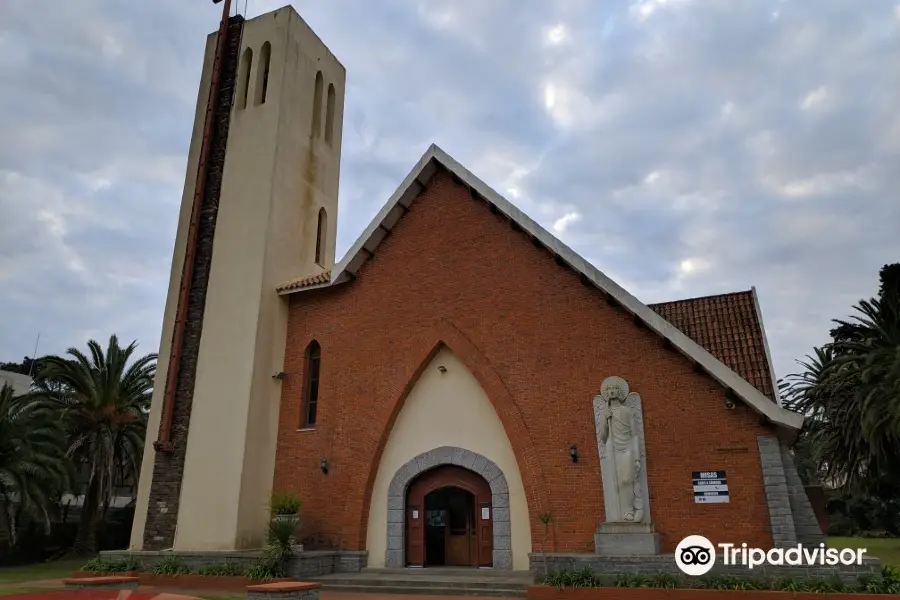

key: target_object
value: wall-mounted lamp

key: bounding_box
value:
[320,457,329,474]
[569,445,579,464]
[724,390,736,410]
[272,372,286,380]
[437,365,447,373]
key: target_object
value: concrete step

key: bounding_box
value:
[319,584,526,597]
[313,568,531,597]
[358,568,528,578]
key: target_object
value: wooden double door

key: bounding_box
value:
[406,465,493,567]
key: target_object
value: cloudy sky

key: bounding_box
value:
[1,0,898,381]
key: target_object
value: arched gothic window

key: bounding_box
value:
[302,340,321,428]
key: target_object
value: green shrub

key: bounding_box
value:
[270,491,302,515]
[80,557,142,574]
[246,559,280,581]
[150,556,193,575]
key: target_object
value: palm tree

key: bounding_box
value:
[782,264,900,496]
[0,383,71,555]
[34,335,156,555]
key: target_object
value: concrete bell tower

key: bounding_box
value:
[131,5,345,551]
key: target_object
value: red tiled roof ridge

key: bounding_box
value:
[276,269,331,292]
[649,289,754,307]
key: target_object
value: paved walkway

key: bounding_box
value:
[0,580,517,600]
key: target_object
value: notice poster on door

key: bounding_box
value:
[412,509,419,519]
[481,507,490,520]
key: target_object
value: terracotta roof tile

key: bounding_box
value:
[649,290,777,401]
[276,270,331,293]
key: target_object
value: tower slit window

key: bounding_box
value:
[312,71,324,138]
[302,340,321,428]
[325,83,336,144]
[315,208,327,266]
[237,48,252,109]
[255,42,271,105]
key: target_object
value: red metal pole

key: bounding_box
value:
[155,0,233,452]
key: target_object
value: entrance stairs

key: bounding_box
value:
[313,567,533,597]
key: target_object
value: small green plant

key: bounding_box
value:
[80,557,142,574]
[196,562,247,577]
[270,491,302,516]
[648,572,679,589]
[150,556,193,575]
[246,560,279,581]
[537,512,552,579]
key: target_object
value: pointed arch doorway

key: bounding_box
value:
[406,465,493,567]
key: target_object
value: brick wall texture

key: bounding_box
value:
[273,167,792,555]
[142,15,244,550]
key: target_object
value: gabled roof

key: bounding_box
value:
[650,290,781,404]
[276,144,803,434]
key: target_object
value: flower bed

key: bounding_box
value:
[72,572,293,589]
[528,568,900,599]
[529,588,894,600]
[76,556,293,589]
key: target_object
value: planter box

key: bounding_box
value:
[75,571,292,590]
[71,571,139,579]
[273,514,300,525]
[527,585,891,600]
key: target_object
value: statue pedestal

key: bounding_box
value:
[594,522,661,556]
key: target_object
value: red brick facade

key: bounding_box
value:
[273,169,777,556]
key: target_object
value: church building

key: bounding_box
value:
[128,5,823,574]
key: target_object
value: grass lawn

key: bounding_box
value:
[0,558,85,586]
[829,536,900,567]
[0,587,56,596]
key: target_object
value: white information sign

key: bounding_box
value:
[692,470,729,503]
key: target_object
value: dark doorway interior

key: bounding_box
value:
[424,486,475,566]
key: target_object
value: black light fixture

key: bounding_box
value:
[320,457,329,474]
[569,445,579,463]
[272,371,286,380]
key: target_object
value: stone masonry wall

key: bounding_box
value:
[101,549,262,570]
[142,15,244,550]
[780,440,827,546]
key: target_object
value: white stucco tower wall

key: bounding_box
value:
[130,5,345,551]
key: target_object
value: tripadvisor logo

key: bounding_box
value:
[675,535,867,576]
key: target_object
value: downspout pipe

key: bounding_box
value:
[155,0,233,453]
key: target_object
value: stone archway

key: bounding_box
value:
[385,446,512,570]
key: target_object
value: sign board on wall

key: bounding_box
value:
[692,471,729,503]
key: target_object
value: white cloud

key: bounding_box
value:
[544,23,568,46]
[800,85,828,110]
[553,212,582,234]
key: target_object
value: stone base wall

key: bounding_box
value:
[247,591,318,600]
[287,551,368,578]
[101,549,263,569]
[98,549,367,577]
[528,553,881,585]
